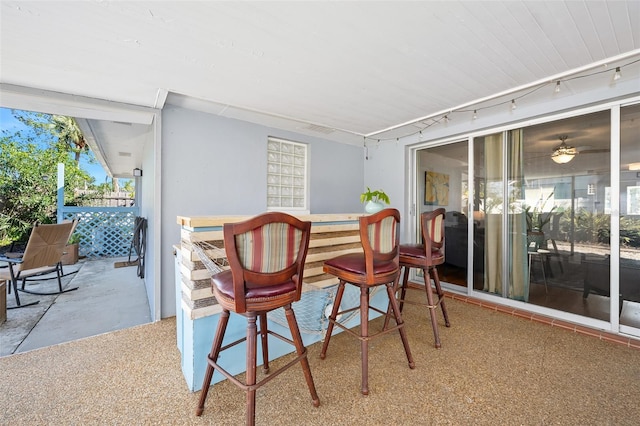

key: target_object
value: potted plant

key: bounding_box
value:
[524,192,557,250]
[525,205,557,233]
[360,187,390,213]
[62,233,80,265]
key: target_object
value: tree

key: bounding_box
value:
[122,179,134,194]
[14,112,89,164]
[51,115,89,163]
[0,114,93,244]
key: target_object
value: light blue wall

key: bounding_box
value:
[160,106,364,318]
[363,140,408,240]
[140,119,157,319]
[160,79,639,319]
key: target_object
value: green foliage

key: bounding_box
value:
[524,191,557,232]
[620,216,640,248]
[15,112,89,163]
[67,233,81,244]
[573,209,610,244]
[554,209,640,248]
[0,111,94,243]
[122,179,135,196]
[360,187,390,205]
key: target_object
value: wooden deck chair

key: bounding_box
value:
[0,220,79,309]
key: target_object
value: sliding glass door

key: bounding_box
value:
[470,110,615,318]
[619,103,640,334]
[521,110,612,320]
[416,141,470,289]
[474,130,528,301]
[414,104,640,333]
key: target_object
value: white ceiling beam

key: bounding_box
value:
[0,84,157,125]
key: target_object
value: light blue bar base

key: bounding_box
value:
[176,282,390,392]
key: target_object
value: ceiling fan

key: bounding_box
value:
[529,135,610,164]
[551,136,577,164]
[573,145,611,155]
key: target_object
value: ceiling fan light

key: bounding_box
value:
[629,162,640,171]
[551,139,577,164]
[551,151,575,164]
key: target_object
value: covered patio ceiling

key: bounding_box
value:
[1,1,639,178]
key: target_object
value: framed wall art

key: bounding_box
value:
[424,171,449,206]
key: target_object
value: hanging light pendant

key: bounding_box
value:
[551,136,577,164]
[613,67,622,81]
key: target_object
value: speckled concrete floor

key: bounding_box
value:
[1,295,639,425]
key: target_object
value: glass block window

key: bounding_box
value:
[267,137,309,212]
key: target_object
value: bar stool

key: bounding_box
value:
[320,208,415,395]
[387,208,450,348]
[528,248,550,293]
[195,212,320,425]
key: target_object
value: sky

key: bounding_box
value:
[0,107,109,184]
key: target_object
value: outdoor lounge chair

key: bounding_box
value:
[0,220,79,309]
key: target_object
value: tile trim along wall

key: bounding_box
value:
[444,291,640,350]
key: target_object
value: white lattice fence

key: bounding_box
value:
[61,206,139,258]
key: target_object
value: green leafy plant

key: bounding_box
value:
[524,192,557,232]
[0,111,95,243]
[360,187,390,205]
[574,209,611,244]
[68,233,81,245]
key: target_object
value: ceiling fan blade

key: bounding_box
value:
[578,148,610,154]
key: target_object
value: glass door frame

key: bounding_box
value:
[618,100,640,339]
[407,137,474,296]
[407,96,640,338]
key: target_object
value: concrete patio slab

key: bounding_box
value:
[1,257,151,357]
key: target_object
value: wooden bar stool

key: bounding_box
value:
[320,208,415,395]
[195,212,320,425]
[386,208,450,348]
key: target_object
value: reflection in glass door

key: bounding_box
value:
[474,132,504,297]
[414,104,638,332]
[474,130,528,301]
[472,110,619,321]
[416,141,469,289]
[521,111,612,320]
[620,103,640,333]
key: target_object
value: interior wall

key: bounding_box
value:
[160,106,364,318]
